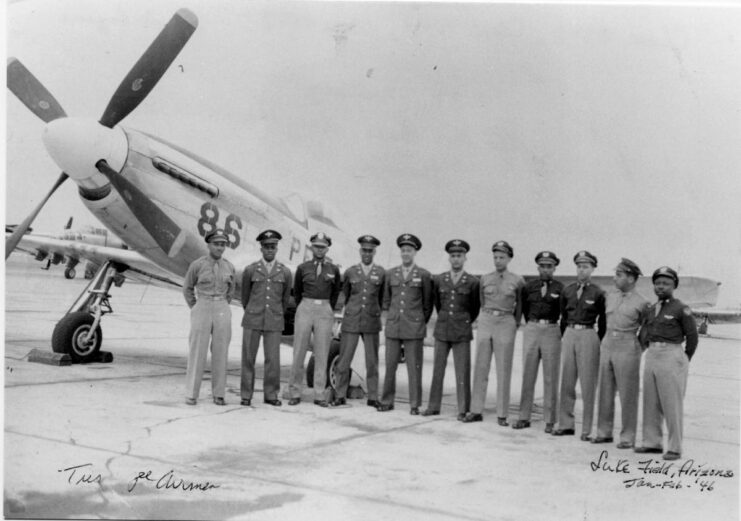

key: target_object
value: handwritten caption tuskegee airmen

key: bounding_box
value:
[589,450,734,492]
[58,463,220,493]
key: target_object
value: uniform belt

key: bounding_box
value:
[305,299,329,305]
[568,324,593,330]
[199,295,226,301]
[482,309,511,316]
[649,341,682,348]
[607,329,638,337]
[528,319,558,325]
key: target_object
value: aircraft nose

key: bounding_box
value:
[42,118,128,189]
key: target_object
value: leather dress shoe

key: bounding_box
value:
[314,400,329,408]
[512,420,531,430]
[663,451,681,461]
[331,398,347,407]
[213,397,226,406]
[580,434,591,442]
[616,441,634,450]
[410,407,420,415]
[544,423,554,434]
[497,417,509,427]
[422,409,440,416]
[288,398,301,406]
[185,398,197,406]
[264,399,282,407]
[634,446,663,454]
[457,413,466,421]
[591,437,613,444]
[240,399,252,406]
[376,403,394,412]
[552,428,575,436]
[462,413,483,423]
[367,399,380,407]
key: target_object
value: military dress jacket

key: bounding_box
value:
[341,264,385,334]
[433,271,481,342]
[241,260,292,331]
[639,297,698,359]
[382,265,433,340]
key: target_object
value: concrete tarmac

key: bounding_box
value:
[3,255,739,520]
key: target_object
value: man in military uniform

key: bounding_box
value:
[332,235,385,407]
[288,232,342,407]
[240,230,292,407]
[513,251,563,433]
[377,233,433,415]
[182,229,236,406]
[423,240,480,420]
[464,240,524,425]
[635,266,698,461]
[592,258,649,448]
[553,250,606,440]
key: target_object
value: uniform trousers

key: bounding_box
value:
[641,343,688,454]
[518,322,561,423]
[471,313,517,416]
[186,298,231,400]
[427,340,471,414]
[336,332,379,400]
[380,338,424,408]
[289,299,334,401]
[595,331,641,443]
[558,327,600,434]
[241,329,282,401]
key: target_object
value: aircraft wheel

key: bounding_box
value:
[52,312,102,363]
[64,267,76,279]
[306,338,341,389]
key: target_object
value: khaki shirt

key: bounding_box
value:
[183,255,236,308]
[480,270,525,317]
[605,289,649,333]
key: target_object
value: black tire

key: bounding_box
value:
[64,267,76,279]
[51,312,102,363]
[306,338,341,389]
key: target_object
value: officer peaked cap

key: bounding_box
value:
[615,257,642,277]
[535,251,559,266]
[205,228,228,243]
[310,232,332,247]
[445,239,470,253]
[652,266,679,287]
[358,235,381,247]
[492,240,513,257]
[256,229,282,244]
[397,233,422,250]
[573,250,598,266]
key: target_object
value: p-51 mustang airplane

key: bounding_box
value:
[6,9,734,378]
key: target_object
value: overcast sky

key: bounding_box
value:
[5,0,741,305]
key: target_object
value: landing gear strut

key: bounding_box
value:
[51,260,125,363]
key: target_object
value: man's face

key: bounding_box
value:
[576,262,594,281]
[261,243,277,262]
[449,252,466,271]
[653,277,676,299]
[400,245,416,265]
[492,251,511,271]
[208,240,227,259]
[311,244,328,260]
[359,246,375,265]
[613,270,634,292]
[537,262,556,280]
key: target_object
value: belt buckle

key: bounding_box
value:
[314,299,323,305]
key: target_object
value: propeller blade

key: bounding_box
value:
[99,9,198,128]
[95,160,186,257]
[5,172,68,259]
[7,58,67,123]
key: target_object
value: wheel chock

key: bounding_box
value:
[94,351,114,363]
[28,349,71,366]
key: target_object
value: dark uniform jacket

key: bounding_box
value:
[241,260,292,331]
[521,278,564,323]
[639,297,699,359]
[433,271,480,342]
[383,265,433,340]
[560,281,606,339]
[341,264,385,333]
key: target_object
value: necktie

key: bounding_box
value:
[213,261,220,292]
[403,267,409,279]
[655,300,664,317]
[316,261,322,277]
[452,271,461,285]
[576,283,584,300]
[541,281,548,297]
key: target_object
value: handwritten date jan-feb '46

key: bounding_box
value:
[589,450,734,492]
[58,464,220,493]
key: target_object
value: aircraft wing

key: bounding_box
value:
[9,233,183,289]
[691,307,741,324]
